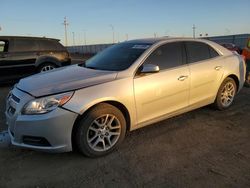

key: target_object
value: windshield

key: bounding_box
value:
[85,42,152,71]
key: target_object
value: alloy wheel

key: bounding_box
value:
[40,65,55,72]
[220,82,236,107]
[87,114,121,152]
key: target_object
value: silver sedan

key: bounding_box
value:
[5,38,246,157]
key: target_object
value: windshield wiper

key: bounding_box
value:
[85,65,97,70]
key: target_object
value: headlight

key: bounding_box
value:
[22,91,74,115]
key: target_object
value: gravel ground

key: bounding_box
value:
[0,85,250,188]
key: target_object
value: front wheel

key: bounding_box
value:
[213,77,237,110]
[74,103,126,157]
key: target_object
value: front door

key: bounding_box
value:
[134,42,190,125]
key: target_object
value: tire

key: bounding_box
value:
[38,63,56,73]
[213,77,237,110]
[74,103,126,157]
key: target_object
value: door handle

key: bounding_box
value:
[215,66,222,71]
[178,75,188,81]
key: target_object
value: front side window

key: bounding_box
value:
[0,41,6,52]
[144,42,184,70]
[85,42,152,71]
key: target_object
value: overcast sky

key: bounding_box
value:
[1,0,250,45]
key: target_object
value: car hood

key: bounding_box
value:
[17,65,118,97]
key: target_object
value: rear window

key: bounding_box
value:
[13,39,39,52]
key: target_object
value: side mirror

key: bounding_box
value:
[140,64,160,74]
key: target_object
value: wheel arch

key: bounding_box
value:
[35,56,60,68]
[71,100,131,149]
[226,74,240,92]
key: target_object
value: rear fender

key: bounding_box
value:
[35,56,60,67]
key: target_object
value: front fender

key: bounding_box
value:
[62,78,137,130]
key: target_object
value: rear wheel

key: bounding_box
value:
[38,63,56,72]
[74,103,126,157]
[213,77,237,110]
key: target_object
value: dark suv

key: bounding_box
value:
[0,36,71,83]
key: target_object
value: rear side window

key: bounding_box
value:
[13,39,39,52]
[185,42,211,63]
[144,42,185,70]
[39,40,66,51]
[209,46,220,58]
[54,41,66,51]
[39,40,51,51]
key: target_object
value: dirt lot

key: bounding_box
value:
[0,85,250,188]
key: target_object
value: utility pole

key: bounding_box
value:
[62,17,69,46]
[109,24,115,43]
[83,30,87,45]
[72,32,75,46]
[125,33,128,41]
[192,24,196,38]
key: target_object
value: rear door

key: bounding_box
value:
[185,41,223,106]
[134,42,190,125]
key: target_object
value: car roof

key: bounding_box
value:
[126,37,230,56]
[0,36,60,41]
[126,37,206,45]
